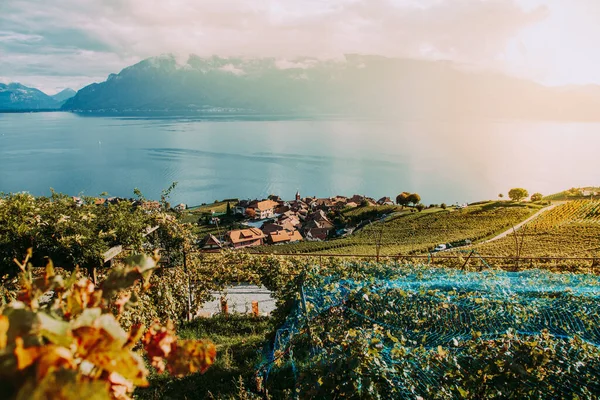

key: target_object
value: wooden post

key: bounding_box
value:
[220,296,229,315]
[252,301,259,317]
[183,249,192,321]
[461,250,475,271]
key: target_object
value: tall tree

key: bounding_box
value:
[407,193,421,207]
[396,192,410,208]
[530,193,543,202]
[508,188,529,202]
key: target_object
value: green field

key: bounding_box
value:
[255,202,538,255]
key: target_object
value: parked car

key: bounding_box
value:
[434,244,447,252]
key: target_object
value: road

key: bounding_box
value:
[480,204,557,244]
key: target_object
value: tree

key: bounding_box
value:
[441,203,447,210]
[360,199,369,207]
[508,188,529,202]
[226,202,232,216]
[498,193,504,199]
[415,203,425,212]
[407,193,421,207]
[530,193,543,202]
[395,192,410,208]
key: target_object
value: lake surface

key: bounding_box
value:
[0,112,598,206]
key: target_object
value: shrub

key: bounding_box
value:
[0,251,216,400]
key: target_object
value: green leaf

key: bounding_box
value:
[38,312,72,347]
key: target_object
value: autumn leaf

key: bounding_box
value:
[0,315,8,350]
[166,340,217,376]
[14,337,41,370]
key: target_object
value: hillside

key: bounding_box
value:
[474,200,600,258]
[0,82,63,110]
[63,54,600,120]
[254,202,537,255]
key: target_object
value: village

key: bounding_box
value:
[196,191,408,251]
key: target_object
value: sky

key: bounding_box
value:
[0,0,599,94]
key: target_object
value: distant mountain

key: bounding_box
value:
[51,88,76,104]
[62,54,600,120]
[0,83,61,110]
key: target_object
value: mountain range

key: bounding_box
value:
[61,54,600,120]
[6,54,600,120]
[0,83,75,110]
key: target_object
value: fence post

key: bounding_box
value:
[221,295,229,315]
[183,249,192,321]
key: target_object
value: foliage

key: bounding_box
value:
[415,203,425,212]
[136,315,272,400]
[261,265,600,399]
[530,192,543,202]
[508,188,529,201]
[0,251,216,400]
[440,203,447,210]
[407,193,421,206]
[0,192,153,277]
[395,192,410,207]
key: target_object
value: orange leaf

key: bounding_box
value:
[166,340,217,377]
[14,336,41,370]
[0,315,8,350]
[36,345,75,380]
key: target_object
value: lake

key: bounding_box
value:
[0,112,598,206]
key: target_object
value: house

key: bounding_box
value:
[225,228,265,248]
[174,203,187,211]
[201,234,223,251]
[248,200,279,219]
[377,197,394,206]
[350,194,365,204]
[306,209,330,223]
[345,202,358,208]
[267,230,303,245]
[275,204,290,214]
[310,198,333,211]
[72,197,84,207]
[261,223,286,235]
[303,218,334,241]
[234,200,251,215]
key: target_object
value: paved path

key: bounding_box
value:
[197,284,276,317]
[481,204,557,244]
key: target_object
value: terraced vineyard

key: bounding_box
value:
[256,202,534,255]
[475,200,600,258]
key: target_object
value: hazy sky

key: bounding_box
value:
[1,0,599,93]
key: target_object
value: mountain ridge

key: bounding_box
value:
[0,83,75,110]
[60,54,600,120]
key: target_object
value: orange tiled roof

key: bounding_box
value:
[227,228,265,244]
[254,200,279,212]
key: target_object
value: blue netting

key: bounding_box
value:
[259,264,600,399]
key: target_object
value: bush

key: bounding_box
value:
[0,252,216,400]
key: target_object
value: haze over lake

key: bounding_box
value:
[0,112,597,205]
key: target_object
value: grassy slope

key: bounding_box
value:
[135,315,272,400]
[475,200,600,258]
[256,202,538,256]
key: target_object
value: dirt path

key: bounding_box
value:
[481,204,557,244]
